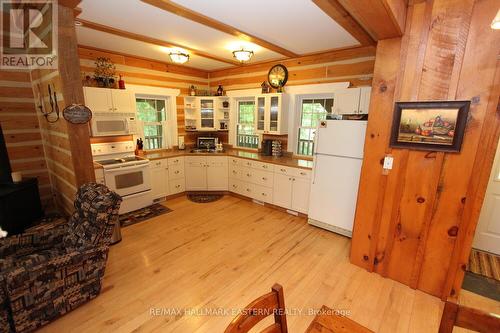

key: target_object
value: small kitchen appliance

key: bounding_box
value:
[261,139,273,156]
[178,136,185,150]
[197,137,216,149]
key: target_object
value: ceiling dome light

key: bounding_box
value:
[169,51,189,64]
[232,49,254,63]
[492,10,500,29]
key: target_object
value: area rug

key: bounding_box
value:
[119,203,172,228]
[187,193,223,203]
[468,249,500,281]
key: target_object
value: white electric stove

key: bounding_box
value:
[92,141,152,214]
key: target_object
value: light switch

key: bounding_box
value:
[383,156,394,170]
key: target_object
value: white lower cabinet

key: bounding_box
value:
[228,158,274,204]
[185,156,207,190]
[150,157,186,199]
[272,166,311,214]
[150,159,169,199]
[272,173,293,208]
[185,156,228,191]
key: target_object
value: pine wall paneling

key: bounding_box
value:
[350,0,500,300]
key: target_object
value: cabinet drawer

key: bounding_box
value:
[168,156,184,166]
[228,157,241,166]
[274,165,311,179]
[252,161,274,172]
[151,159,167,168]
[241,182,254,198]
[229,179,243,194]
[240,159,254,169]
[168,164,185,179]
[169,178,185,194]
[253,170,274,187]
[253,184,273,203]
[229,165,241,179]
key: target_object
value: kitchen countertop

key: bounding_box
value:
[93,149,313,170]
[144,148,314,170]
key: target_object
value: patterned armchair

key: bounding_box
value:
[0,183,122,333]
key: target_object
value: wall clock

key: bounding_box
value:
[268,64,288,89]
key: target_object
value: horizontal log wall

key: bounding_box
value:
[0,70,54,212]
[208,46,376,90]
[78,46,209,144]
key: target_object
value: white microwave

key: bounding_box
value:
[91,113,138,137]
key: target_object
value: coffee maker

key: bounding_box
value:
[261,139,273,156]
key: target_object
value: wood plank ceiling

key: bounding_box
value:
[75,0,391,72]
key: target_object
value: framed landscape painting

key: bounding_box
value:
[390,101,470,153]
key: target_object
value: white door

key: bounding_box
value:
[150,164,168,199]
[358,87,371,114]
[207,157,228,190]
[273,173,292,209]
[291,177,310,214]
[333,88,360,115]
[185,157,207,190]
[84,87,113,112]
[473,139,500,254]
[111,89,135,113]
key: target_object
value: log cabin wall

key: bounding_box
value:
[208,46,376,90]
[0,70,54,212]
[28,4,94,215]
[78,46,210,146]
[350,0,500,300]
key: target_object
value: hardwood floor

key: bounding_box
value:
[39,195,499,333]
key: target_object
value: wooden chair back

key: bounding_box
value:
[439,301,500,333]
[224,283,288,333]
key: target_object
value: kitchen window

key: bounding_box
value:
[297,98,334,156]
[136,98,167,150]
[236,100,258,149]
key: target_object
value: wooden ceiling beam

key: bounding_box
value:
[312,0,375,46]
[77,19,241,67]
[336,0,407,40]
[141,0,300,58]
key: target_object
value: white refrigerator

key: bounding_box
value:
[308,120,367,237]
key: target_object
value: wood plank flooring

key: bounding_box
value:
[39,195,499,332]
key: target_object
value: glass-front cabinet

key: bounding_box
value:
[254,93,287,135]
[200,98,215,129]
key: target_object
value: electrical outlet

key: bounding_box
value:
[383,156,394,170]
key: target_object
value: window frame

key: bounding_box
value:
[135,96,169,151]
[235,99,259,150]
[295,94,334,157]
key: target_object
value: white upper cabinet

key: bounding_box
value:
[359,87,372,114]
[184,97,229,131]
[84,87,135,113]
[333,87,371,115]
[333,88,361,115]
[255,93,288,135]
[199,98,216,130]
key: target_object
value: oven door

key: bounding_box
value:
[104,163,151,197]
[91,116,130,137]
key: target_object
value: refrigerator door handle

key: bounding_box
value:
[311,124,321,184]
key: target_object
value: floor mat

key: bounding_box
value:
[468,249,500,281]
[462,271,500,302]
[187,193,223,203]
[120,203,172,227]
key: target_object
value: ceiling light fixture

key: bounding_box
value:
[169,51,189,64]
[492,10,500,29]
[232,49,254,63]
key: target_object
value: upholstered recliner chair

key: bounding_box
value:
[0,183,122,333]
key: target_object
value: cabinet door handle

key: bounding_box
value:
[262,177,267,181]
[281,168,286,172]
[246,188,251,192]
[175,170,179,174]
[175,185,180,188]
[262,193,266,196]
[288,177,292,181]
[263,165,268,169]
[300,172,306,176]
[247,173,251,177]
[232,170,237,174]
